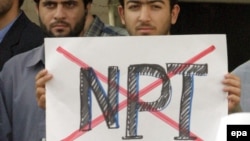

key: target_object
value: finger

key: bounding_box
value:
[228,101,235,112]
[36,87,46,109]
[36,87,46,101]
[223,73,241,87]
[38,94,46,109]
[228,99,240,112]
[228,96,240,112]
[35,70,53,87]
[228,94,240,105]
[35,69,47,81]
[35,69,48,87]
[223,85,241,97]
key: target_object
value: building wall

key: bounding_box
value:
[21,0,38,24]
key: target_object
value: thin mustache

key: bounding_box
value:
[51,21,69,27]
[136,24,155,30]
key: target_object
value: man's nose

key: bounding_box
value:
[54,5,66,20]
[138,6,151,22]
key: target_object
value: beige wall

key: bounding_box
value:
[21,0,112,25]
[21,0,38,24]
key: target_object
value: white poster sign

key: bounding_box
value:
[45,35,228,141]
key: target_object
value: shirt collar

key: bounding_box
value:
[84,15,105,37]
[26,45,45,67]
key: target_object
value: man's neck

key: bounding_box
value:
[80,13,94,36]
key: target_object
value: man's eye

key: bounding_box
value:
[151,5,162,10]
[44,2,56,8]
[128,5,140,10]
[64,1,77,8]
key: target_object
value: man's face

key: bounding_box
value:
[118,0,180,35]
[0,0,13,17]
[37,0,87,37]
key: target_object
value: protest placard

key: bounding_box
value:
[45,35,228,141]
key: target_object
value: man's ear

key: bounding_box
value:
[86,2,92,11]
[35,4,39,16]
[171,4,180,25]
[118,5,126,25]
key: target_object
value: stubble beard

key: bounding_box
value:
[0,1,12,17]
[38,11,88,37]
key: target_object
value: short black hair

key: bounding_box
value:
[19,0,25,7]
[33,0,93,6]
[119,0,178,9]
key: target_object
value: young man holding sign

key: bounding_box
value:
[0,0,127,141]
[115,0,241,113]
[36,0,241,113]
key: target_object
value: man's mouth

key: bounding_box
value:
[136,26,155,34]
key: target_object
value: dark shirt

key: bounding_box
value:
[0,11,44,71]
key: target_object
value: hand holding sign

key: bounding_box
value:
[45,35,228,141]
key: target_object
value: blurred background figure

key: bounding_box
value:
[0,0,44,70]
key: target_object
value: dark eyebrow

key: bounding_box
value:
[126,0,165,4]
[41,0,56,5]
[42,0,77,3]
[126,0,139,5]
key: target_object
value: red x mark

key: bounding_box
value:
[54,45,215,141]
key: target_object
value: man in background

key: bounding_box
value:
[117,0,241,113]
[0,0,127,140]
[0,0,44,70]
